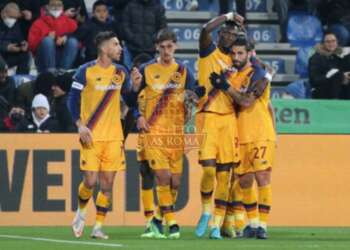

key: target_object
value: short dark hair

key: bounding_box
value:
[156,28,177,43]
[93,0,107,11]
[231,36,252,51]
[95,31,117,53]
[323,30,338,42]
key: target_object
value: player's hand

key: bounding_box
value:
[233,13,244,26]
[137,116,149,132]
[78,124,93,145]
[209,72,230,90]
[131,67,142,91]
[194,86,206,98]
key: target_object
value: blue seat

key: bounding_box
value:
[287,12,323,46]
[295,46,314,78]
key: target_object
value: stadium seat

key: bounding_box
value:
[294,46,314,78]
[284,79,312,99]
[287,11,323,46]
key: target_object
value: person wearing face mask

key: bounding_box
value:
[16,93,59,132]
[28,0,78,73]
[0,2,30,74]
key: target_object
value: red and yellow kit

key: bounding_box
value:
[228,66,276,175]
[139,58,195,174]
[71,60,128,171]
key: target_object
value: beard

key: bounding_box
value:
[233,59,248,70]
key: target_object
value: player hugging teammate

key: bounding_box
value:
[194,12,276,240]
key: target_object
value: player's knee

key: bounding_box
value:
[171,176,181,190]
[155,170,171,186]
[202,166,216,180]
[83,177,97,189]
[239,174,254,189]
[255,169,271,187]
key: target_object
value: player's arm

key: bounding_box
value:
[209,71,268,108]
[200,12,244,52]
[126,65,149,132]
[67,67,92,144]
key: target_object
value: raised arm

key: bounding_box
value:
[200,13,244,50]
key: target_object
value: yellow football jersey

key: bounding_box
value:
[197,42,234,114]
[72,61,129,141]
[140,59,195,134]
[228,66,276,143]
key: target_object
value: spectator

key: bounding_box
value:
[308,31,350,99]
[74,0,116,62]
[51,70,76,132]
[0,57,16,107]
[121,0,167,60]
[28,0,78,73]
[0,2,30,74]
[15,71,56,113]
[16,93,58,132]
[106,0,131,40]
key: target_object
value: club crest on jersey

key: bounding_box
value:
[112,69,125,85]
[171,72,182,84]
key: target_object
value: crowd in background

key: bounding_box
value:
[1,0,350,133]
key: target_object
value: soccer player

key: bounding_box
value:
[131,28,200,239]
[68,31,142,239]
[209,37,276,240]
[194,12,244,239]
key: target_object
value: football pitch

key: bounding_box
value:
[0,227,349,250]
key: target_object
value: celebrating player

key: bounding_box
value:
[194,12,244,239]
[68,31,142,239]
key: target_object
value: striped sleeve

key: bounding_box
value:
[67,65,88,123]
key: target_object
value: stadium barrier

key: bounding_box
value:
[1,133,350,226]
[2,99,350,226]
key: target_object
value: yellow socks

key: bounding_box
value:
[200,166,215,214]
[242,185,259,228]
[141,189,154,222]
[156,185,176,226]
[78,182,93,215]
[95,191,110,228]
[258,184,272,229]
[213,169,230,228]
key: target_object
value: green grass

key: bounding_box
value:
[0,227,349,250]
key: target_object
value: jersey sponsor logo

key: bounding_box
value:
[152,82,181,90]
[95,84,121,91]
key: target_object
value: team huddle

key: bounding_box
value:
[67,11,276,241]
